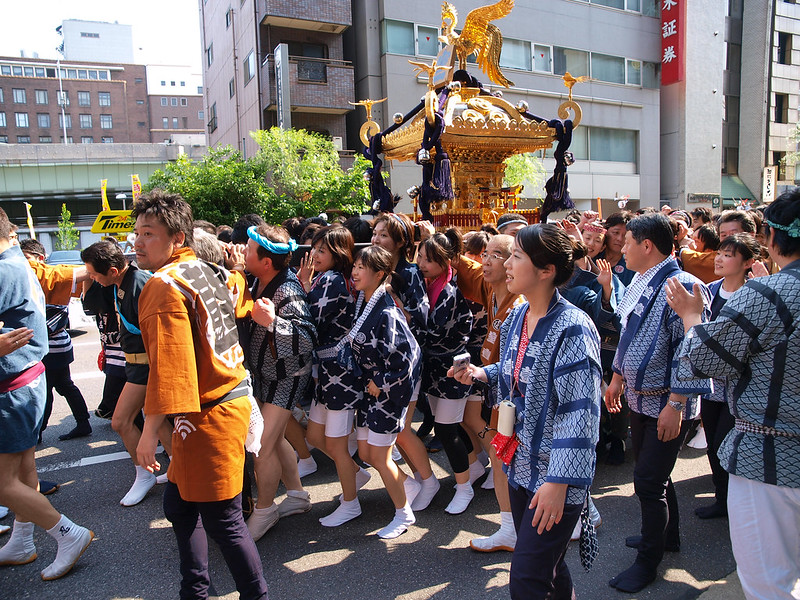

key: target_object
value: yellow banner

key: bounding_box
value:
[91,210,134,235]
[23,202,36,240]
[131,174,142,204]
[101,179,110,212]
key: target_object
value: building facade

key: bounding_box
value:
[59,19,135,64]
[146,65,206,143]
[0,56,150,145]
[199,0,355,154]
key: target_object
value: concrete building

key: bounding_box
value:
[146,65,206,143]
[0,55,150,145]
[199,0,355,154]
[58,19,135,65]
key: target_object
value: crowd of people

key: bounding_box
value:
[0,188,798,600]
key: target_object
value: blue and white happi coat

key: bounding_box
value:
[418,277,474,400]
[612,257,712,419]
[350,285,421,434]
[391,257,429,340]
[679,260,800,488]
[484,292,602,505]
[307,270,362,411]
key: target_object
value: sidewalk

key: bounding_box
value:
[697,570,745,599]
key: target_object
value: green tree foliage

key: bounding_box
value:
[503,152,547,200]
[55,203,80,250]
[145,146,268,226]
[250,128,369,223]
[144,128,369,226]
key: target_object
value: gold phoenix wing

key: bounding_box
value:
[440,0,515,87]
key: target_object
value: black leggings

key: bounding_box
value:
[433,422,473,474]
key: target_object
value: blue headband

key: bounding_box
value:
[247,226,298,254]
[390,213,413,245]
[497,218,528,231]
[765,217,800,238]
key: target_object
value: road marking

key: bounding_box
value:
[72,341,101,348]
[37,446,164,473]
[72,371,105,381]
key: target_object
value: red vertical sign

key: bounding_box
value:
[661,0,685,85]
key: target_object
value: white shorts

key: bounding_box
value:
[466,393,482,403]
[308,401,355,438]
[356,426,398,447]
[427,394,468,425]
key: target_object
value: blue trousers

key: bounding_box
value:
[163,482,268,600]
[508,483,582,600]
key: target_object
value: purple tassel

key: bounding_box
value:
[540,120,575,222]
[433,152,453,201]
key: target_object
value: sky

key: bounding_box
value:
[0,0,202,69]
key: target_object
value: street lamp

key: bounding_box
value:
[116,193,127,210]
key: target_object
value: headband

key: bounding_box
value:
[583,221,606,234]
[247,226,298,254]
[497,218,528,231]
[390,213,413,245]
[765,217,800,238]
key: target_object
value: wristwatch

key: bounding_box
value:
[667,400,685,413]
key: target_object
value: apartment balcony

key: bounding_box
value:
[261,0,351,34]
[262,55,354,114]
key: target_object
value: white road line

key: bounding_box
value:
[72,371,105,381]
[72,341,101,348]
[37,446,164,473]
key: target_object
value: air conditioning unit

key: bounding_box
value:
[332,136,343,151]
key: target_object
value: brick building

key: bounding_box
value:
[146,65,206,143]
[0,56,150,145]
[200,0,355,152]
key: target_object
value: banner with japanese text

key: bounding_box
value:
[661,0,685,85]
[131,174,142,204]
[101,179,110,211]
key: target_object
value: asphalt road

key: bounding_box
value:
[1,324,736,600]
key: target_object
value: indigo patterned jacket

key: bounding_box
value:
[392,257,429,340]
[484,292,602,504]
[307,270,361,411]
[419,278,474,400]
[613,259,712,419]
[679,260,800,488]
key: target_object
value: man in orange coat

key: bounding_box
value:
[132,190,268,600]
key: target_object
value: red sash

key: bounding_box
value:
[0,362,45,394]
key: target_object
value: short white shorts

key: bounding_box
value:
[308,401,355,438]
[427,394,468,425]
[465,393,482,403]
[356,426,399,447]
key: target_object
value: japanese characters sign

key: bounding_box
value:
[661,0,685,85]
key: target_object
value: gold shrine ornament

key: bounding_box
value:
[350,97,387,146]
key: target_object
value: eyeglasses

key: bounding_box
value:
[480,251,508,262]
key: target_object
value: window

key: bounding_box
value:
[382,20,415,55]
[12,89,26,104]
[775,93,789,123]
[35,67,44,77]
[23,66,33,77]
[12,66,22,76]
[171,97,178,106]
[197,86,203,94]
[591,53,625,84]
[100,114,112,129]
[173,117,179,128]
[182,116,188,129]
[778,32,792,65]
[0,135,7,143]
[229,78,235,97]
[0,88,3,103]
[171,81,176,87]
[37,113,50,128]
[208,102,217,133]
[136,100,145,104]
[79,114,92,128]
[244,50,256,84]
[137,121,146,127]
[15,112,29,127]
[59,113,72,129]
[81,136,94,143]
[161,97,168,106]
[225,8,232,28]
[161,80,166,86]
[35,90,48,105]
[66,69,77,79]
[592,0,624,8]
[77,91,91,106]
[162,117,169,129]
[101,136,113,143]
[180,98,188,106]
[553,47,589,77]
[78,69,88,79]
[57,91,69,107]
[39,136,52,143]
[135,77,144,83]
[589,127,637,162]
[0,66,9,75]
[0,112,5,127]
[17,135,30,143]
[534,44,551,73]
[207,44,214,67]
[416,25,440,57]
[198,110,204,120]
[60,135,73,143]
[181,81,185,87]
[500,38,532,71]
[88,70,98,80]
[626,59,642,85]
[98,92,111,106]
